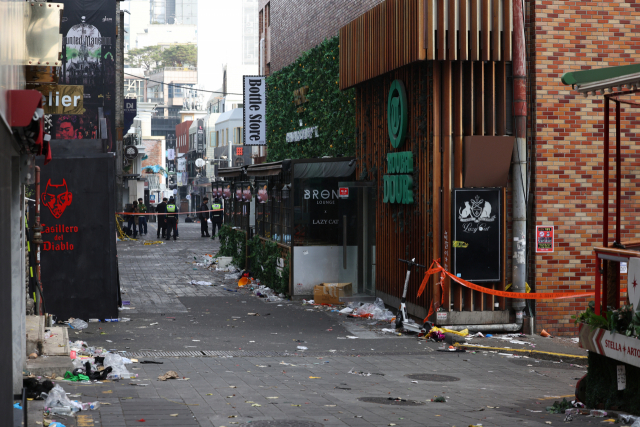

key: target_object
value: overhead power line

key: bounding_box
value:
[124,72,245,96]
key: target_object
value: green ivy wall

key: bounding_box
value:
[266,36,356,161]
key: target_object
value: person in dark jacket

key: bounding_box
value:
[165,197,179,240]
[210,196,224,239]
[199,197,211,237]
[137,198,148,235]
[127,201,139,238]
[156,198,168,239]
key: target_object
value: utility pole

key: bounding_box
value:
[511,0,527,321]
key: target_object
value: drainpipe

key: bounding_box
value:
[511,0,527,324]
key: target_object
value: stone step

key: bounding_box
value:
[25,356,73,378]
[43,326,69,356]
[25,315,44,357]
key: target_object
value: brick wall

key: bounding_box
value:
[176,121,192,154]
[267,0,384,72]
[531,0,640,335]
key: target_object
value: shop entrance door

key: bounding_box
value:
[339,183,376,295]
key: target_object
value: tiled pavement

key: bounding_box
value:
[45,223,599,427]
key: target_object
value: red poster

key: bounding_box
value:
[536,225,554,253]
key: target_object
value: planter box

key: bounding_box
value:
[579,323,640,368]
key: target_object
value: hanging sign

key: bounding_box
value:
[243,75,266,145]
[197,119,204,152]
[536,225,554,253]
[28,84,84,115]
[256,180,268,203]
[222,182,232,199]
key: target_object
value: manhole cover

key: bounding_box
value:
[406,374,460,382]
[239,422,323,427]
[358,397,425,406]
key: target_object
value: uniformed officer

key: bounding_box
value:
[210,195,224,239]
[165,197,179,240]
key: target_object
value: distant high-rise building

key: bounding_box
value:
[150,0,197,25]
[242,0,258,65]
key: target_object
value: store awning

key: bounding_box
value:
[217,167,243,177]
[246,161,283,176]
[293,160,356,179]
[561,63,640,97]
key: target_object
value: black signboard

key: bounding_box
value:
[124,99,137,133]
[453,188,501,282]
[197,119,204,152]
[57,0,117,150]
[33,155,118,320]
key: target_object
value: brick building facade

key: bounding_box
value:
[530,0,640,335]
[258,0,384,74]
[141,139,164,171]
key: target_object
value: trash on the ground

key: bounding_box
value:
[69,318,88,330]
[590,409,607,417]
[565,408,580,415]
[428,326,469,337]
[546,398,573,414]
[104,353,132,379]
[346,336,359,339]
[225,272,242,280]
[348,368,371,377]
[339,307,353,314]
[190,280,212,286]
[158,371,180,381]
[23,377,54,400]
[297,346,308,350]
[540,329,551,337]
[314,282,352,305]
[140,360,163,364]
[347,298,394,321]
[431,396,446,402]
[619,414,639,424]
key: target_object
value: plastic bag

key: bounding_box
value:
[44,385,77,413]
[352,298,395,321]
[69,318,88,330]
[104,353,131,378]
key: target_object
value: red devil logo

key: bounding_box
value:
[41,179,73,218]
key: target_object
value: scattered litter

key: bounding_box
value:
[540,329,551,337]
[309,376,321,379]
[589,409,607,417]
[346,336,359,339]
[339,307,353,314]
[190,280,212,286]
[297,346,308,350]
[431,396,446,402]
[348,368,371,377]
[267,397,279,399]
[149,322,158,326]
[348,298,395,321]
[158,371,179,381]
[69,318,88,330]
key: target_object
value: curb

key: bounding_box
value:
[454,343,588,363]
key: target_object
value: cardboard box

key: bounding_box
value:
[313,283,352,305]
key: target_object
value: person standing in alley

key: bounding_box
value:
[199,197,211,237]
[156,197,167,239]
[165,197,179,240]
[137,198,148,236]
[210,194,224,239]
[127,201,139,238]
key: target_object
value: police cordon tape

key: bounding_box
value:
[115,209,223,216]
[418,259,595,300]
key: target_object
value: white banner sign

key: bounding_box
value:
[243,75,267,146]
[177,157,186,172]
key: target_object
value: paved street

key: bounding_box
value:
[51,223,598,427]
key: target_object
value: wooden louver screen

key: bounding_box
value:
[340,0,513,89]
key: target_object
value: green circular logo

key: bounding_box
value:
[387,79,408,148]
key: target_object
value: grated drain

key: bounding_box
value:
[405,373,460,382]
[239,421,323,427]
[358,397,425,406]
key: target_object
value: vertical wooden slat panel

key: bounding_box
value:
[503,0,512,61]
[441,61,452,313]
[427,0,436,60]
[473,61,484,135]
[484,61,495,135]
[499,187,506,310]
[418,0,426,59]
[432,62,442,316]
[481,0,490,61]
[492,0,502,61]
[437,0,447,60]
[459,0,469,60]
[463,62,474,137]
[495,61,506,135]
[452,61,463,312]
[470,0,480,61]
[448,0,458,60]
